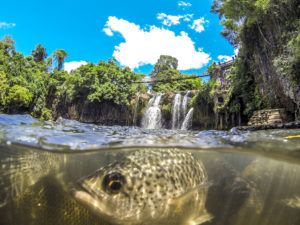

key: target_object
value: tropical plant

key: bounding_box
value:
[53,49,68,70]
[32,44,47,62]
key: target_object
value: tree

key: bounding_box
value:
[150,55,178,78]
[32,44,47,62]
[53,49,68,71]
[6,85,33,112]
[0,71,8,106]
[0,36,15,55]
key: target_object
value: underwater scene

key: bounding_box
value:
[0,115,300,225]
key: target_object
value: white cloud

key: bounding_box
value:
[103,27,113,36]
[217,55,233,62]
[103,16,210,70]
[217,48,240,62]
[156,13,193,26]
[189,18,208,33]
[64,61,88,73]
[183,15,193,22]
[0,22,16,29]
[157,13,182,26]
[178,1,192,7]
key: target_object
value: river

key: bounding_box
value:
[0,114,300,225]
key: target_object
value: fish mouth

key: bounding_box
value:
[73,182,112,217]
[74,190,97,209]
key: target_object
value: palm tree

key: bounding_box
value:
[32,44,47,62]
[53,49,68,71]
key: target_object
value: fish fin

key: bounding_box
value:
[168,189,196,211]
[168,182,212,213]
[187,211,213,225]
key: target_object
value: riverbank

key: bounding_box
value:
[236,121,300,132]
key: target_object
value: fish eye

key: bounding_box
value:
[102,172,125,194]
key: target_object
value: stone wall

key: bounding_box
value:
[247,109,289,126]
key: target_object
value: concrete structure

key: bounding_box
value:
[210,59,238,129]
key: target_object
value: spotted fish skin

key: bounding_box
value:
[75,149,211,225]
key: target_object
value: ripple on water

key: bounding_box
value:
[0,114,299,154]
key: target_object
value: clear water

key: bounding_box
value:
[142,94,162,129]
[172,93,182,129]
[181,108,194,130]
[0,114,300,225]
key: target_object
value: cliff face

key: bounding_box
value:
[51,93,151,126]
[240,0,299,119]
[53,99,133,126]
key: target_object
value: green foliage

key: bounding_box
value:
[32,44,47,62]
[61,61,146,106]
[207,63,218,75]
[0,36,148,119]
[0,70,8,106]
[0,37,66,117]
[212,0,299,120]
[273,31,300,85]
[211,0,272,44]
[6,85,33,111]
[0,36,15,55]
[40,107,52,121]
[53,49,68,71]
[190,83,213,108]
[161,103,172,121]
[151,55,203,92]
[150,55,178,78]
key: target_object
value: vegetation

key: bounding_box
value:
[62,60,146,106]
[53,49,68,71]
[0,0,298,126]
[151,55,203,93]
[0,36,57,118]
[32,44,47,63]
[211,0,300,120]
[0,36,146,119]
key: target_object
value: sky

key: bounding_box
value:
[0,0,235,75]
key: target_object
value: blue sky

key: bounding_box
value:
[0,0,235,75]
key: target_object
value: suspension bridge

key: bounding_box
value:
[133,74,210,84]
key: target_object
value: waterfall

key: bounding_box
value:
[142,94,162,129]
[181,108,194,130]
[181,91,191,115]
[171,91,194,130]
[172,93,182,129]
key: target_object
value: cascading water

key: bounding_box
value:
[172,93,182,129]
[142,94,162,129]
[181,91,191,115]
[181,108,194,130]
[142,92,194,130]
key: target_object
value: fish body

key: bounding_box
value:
[74,149,212,225]
[0,146,211,225]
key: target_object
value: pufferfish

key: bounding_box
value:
[74,149,212,225]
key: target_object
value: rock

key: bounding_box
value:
[247,109,287,126]
[236,121,300,131]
